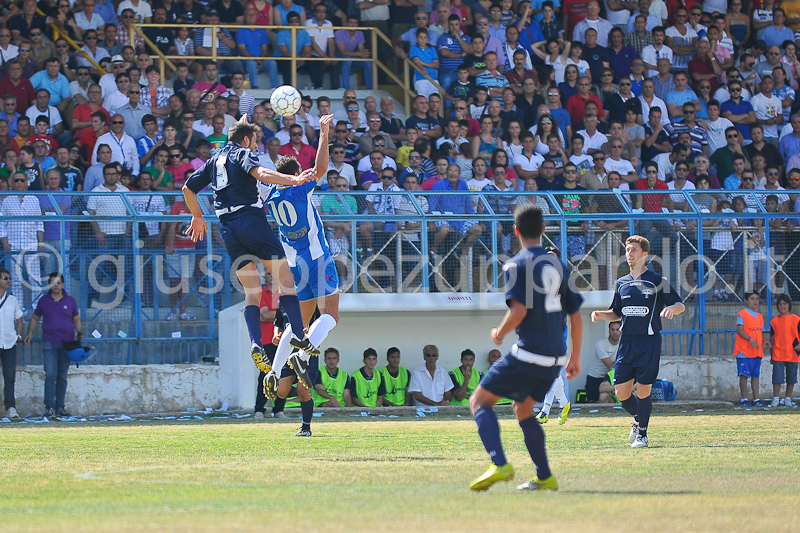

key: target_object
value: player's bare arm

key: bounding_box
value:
[660,302,685,320]
[565,311,583,379]
[181,185,208,242]
[312,114,335,180]
[490,299,527,345]
[249,166,315,186]
[591,309,621,323]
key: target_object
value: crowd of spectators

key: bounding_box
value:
[0,0,799,304]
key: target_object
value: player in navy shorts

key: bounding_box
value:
[468,204,584,492]
[261,115,342,399]
[591,235,685,449]
[182,114,320,375]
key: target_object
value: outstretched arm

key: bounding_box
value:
[313,114,335,180]
[249,166,314,185]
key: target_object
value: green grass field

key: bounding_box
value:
[1,407,799,532]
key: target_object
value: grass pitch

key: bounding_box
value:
[1,408,799,532]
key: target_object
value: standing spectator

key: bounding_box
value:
[767,295,800,408]
[720,82,755,142]
[572,0,612,46]
[437,15,473,93]
[408,344,454,406]
[273,11,312,87]
[193,10,245,75]
[585,321,620,403]
[38,169,73,275]
[410,28,439,100]
[23,272,81,417]
[449,348,481,406]
[91,114,139,175]
[335,15,373,90]
[750,75,783,147]
[625,15,654,58]
[735,292,765,406]
[759,8,793,49]
[641,27,673,79]
[0,268,22,418]
[1,171,43,311]
[665,8,697,72]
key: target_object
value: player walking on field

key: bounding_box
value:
[182,114,320,375]
[591,235,685,449]
[262,114,340,399]
[469,204,584,492]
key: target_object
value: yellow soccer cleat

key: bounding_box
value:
[469,463,515,491]
[516,476,559,491]
[251,343,272,374]
[559,402,571,425]
[262,371,279,401]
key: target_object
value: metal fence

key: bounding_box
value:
[1,188,791,362]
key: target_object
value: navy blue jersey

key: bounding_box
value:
[184,142,263,220]
[503,245,583,357]
[610,268,682,336]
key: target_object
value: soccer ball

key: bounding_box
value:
[270,85,302,117]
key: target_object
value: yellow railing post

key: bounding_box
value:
[212,25,217,68]
[371,29,378,91]
[403,61,410,113]
[290,27,297,89]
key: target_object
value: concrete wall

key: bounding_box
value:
[9,364,219,417]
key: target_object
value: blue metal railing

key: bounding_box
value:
[0,189,788,361]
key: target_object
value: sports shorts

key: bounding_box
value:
[280,351,320,384]
[480,352,559,403]
[736,356,762,378]
[290,252,339,302]
[219,212,285,268]
[614,334,662,386]
[585,374,610,402]
[773,361,799,385]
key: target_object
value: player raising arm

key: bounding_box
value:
[591,235,685,448]
[262,114,342,399]
[182,114,320,377]
[468,204,583,492]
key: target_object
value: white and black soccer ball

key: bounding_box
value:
[270,85,302,117]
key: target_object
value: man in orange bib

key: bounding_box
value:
[735,292,765,407]
[766,294,800,408]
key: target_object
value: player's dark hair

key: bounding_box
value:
[387,347,400,357]
[777,294,792,310]
[48,271,64,283]
[744,291,759,300]
[460,349,475,359]
[363,347,377,358]
[325,347,340,357]
[276,156,301,175]
[626,235,650,254]
[514,204,544,240]
[229,121,258,145]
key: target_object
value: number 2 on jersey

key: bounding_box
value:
[268,200,298,228]
[541,264,562,313]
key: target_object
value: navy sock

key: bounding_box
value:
[519,416,551,480]
[620,395,640,422]
[279,295,306,339]
[243,305,262,347]
[300,399,313,427]
[637,395,653,436]
[272,397,286,414]
[473,406,507,467]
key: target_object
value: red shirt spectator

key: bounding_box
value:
[688,48,720,95]
[26,133,57,156]
[278,142,317,170]
[168,161,195,189]
[636,177,669,212]
[566,92,605,126]
[562,0,590,38]
[0,74,35,110]
[72,103,111,139]
[259,283,278,345]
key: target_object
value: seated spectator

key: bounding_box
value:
[193,9,244,76]
[92,114,138,175]
[449,349,481,406]
[359,167,402,251]
[348,348,386,407]
[313,347,351,407]
[379,347,410,406]
[585,321,620,403]
[26,116,57,156]
[409,344,453,406]
[429,164,483,256]
[712,128,750,184]
[750,75,784,146]
[653,144,688,183]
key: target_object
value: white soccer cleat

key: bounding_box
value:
[631,434,649,448]
[628,422,639,443]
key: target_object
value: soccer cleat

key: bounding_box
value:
[535,410,549,424]
[469,463,515,491]
[739,399,752,407]
[753,399,764,407]
[628,422,639,443]
[262,371,279,401]
[290,334,320,357]
[250,343,271,373]
[516,476,559,491]
[6,407,18,419]
[288,353,312,390]
[771,397,781,408]
[559,402,571,425]
[631,434,649,448]
[295,425,312,437]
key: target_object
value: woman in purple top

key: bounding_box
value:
[24,272,82,418]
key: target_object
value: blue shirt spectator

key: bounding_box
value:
[780,130,800,164]
[515,18,545,52]
[437,32,471,76]
[666,87,699,120]
[759,24,795,49]
[410,45,438,82]
[530,0,560,22]
[237,27,269,57]
[430,177,473,214]
[274,28,311,56]
[194,26,234,56]
[30,70,70,106]
[401,26,437,46]
[608,44,637,81]
[720,98,754,140]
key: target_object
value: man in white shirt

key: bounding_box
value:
[408,344,454,406]
[702,100,735,154]
[578,115,607,154]
[640,79,670,126]
[1,171,43,313]
[750,74,784,146]
[0,266,23,419]
[584,321,620,403]
[573,0,614,47]
[359,167,403,253]
[653,143,688,182]
[102,72,131,115]
[641,26,673,78]
[91,114,139,175]
[327,143,356,187]
[604,138,637,181]
[304,4,338,89]
[435,117,469,150]
[25,89,63,137]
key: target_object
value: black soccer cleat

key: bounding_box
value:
[295,425,312,437]
[251,342,271,373]
[262,371,279,401]
[289,353,312,390]
[289,334,320,357]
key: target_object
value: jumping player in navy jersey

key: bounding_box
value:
[182,114,319,376]
[261,114,340,399]
[591,235,685,449]
[469,204,584,492]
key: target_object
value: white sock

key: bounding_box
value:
[554,376,569,408]
[308,313,337,348]
[271,324,293,375]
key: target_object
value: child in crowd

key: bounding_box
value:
[766,294,800,408]
[446,64,476,108]
[735,292,765,407]
[396,126,418,169]
[469,87,488,119]
[568,134,592,174]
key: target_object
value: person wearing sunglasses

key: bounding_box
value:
[278,124,317,170]
[0,266,22,419]
[326,142,355,187]
[359,166,402,257]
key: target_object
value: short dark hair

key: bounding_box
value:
[461,349,475,359]
[48,271,64,283]
[276,156,301,175]
[363,347,378,358]
[514,204,544,239]
[229,121,258,144]
[387,347,400,357]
